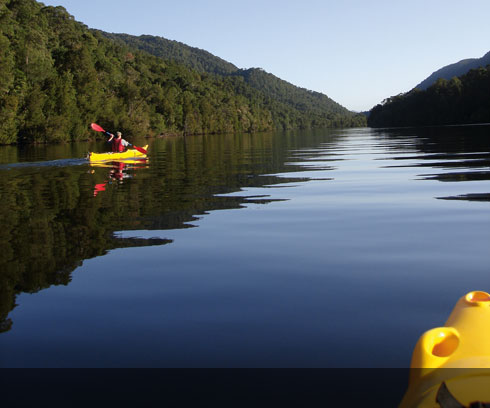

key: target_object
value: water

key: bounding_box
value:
[0,126,489,367]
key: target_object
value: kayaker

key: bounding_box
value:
[107,131,129,153]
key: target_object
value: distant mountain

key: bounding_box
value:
[415,50,490,90]
[101,32,359,121]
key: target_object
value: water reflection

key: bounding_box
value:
[0,131,337,333]
[90,159,149,196]
[0,157,171,333]
[0,126,488,339]
[438,193,490,201]
[374,126,490,201]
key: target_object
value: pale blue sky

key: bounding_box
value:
[41,0,490,111]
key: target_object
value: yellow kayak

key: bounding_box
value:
[400,291,490,407]
[88,145,148,162]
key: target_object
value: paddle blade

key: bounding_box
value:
[93,183,107,197]
[133,145,147,154]
[91,123,105,132]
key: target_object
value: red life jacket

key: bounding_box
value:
[112,137,124,152]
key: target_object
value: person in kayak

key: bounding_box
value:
[107,131,129,153]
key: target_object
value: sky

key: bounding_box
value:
[40,0,490,112]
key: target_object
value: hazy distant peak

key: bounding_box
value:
[415,50,490,90]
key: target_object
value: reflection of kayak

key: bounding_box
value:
[89,158,149,168]
[400,291,490,407]
[91,158,148,197]
[88,145,148,162]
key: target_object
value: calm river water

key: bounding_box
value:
[0,126,489,367]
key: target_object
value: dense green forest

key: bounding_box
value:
[368,66,490,127]
[100,32,240,76]
[103,33,357,125]
[0,0,365,145]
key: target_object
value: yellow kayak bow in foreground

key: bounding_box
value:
[401,291,490,407]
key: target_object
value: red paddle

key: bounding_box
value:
[90,123,107,133]
[90,123,147,154]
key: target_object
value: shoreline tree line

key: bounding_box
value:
[368,66,490,127]
[0,0,366,146]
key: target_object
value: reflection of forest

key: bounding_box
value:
[374,126,490,201]
[0,163,171,333]
[373,125,490,155]
[2,126,488,332]
[0,130,340,333]
[2,127,489,332]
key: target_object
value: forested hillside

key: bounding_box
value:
[0,0,365,145]
[368,66,490,127]
[101,32,239,75]
[105,33,356,126]
[415,50,490,90]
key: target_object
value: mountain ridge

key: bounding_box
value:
[415,50,490,90]
[368,64,490,127]
[99,32,240,76]
[100,32,354,118]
